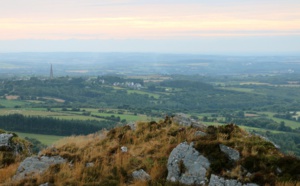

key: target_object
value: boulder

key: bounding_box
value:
[173,113,206,128]
[209,174,259,186]
[167,142,210,185]
[219,144,240,161]
[132,169,151,181]
[14,156,66,180]
[0,133,14,150]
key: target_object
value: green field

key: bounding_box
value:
[127,89,160,99]
[13,131,64,146]
[0,99,29,108]
[218,87,256,93]
[202,121,285,134]
[262,112,300,129]
[0,107,157,122]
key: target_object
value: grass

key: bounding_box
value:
[218,87,256,93]
[0,99,29,108]
[2,118,300,185]
[0,108,104,121]
[91,112,153,121]
[262,112,300,129]
[202,121,283,133]
[13,131,64,146]
[219,87,264,95]
[0,107,159,123]
[0,107,158,123]
[127,89,160,99]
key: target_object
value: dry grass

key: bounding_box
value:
[0,163,20,183]
[2,119,300,186]
[53,130,107,148]
[15,118,198,185]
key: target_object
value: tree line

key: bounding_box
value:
[0,114,116,136]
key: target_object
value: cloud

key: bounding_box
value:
[0,0,300,53]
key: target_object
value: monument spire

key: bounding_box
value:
[50,64,53,79]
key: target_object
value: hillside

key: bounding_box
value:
[1,116,300,186]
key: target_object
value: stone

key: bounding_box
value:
[132,169,151,181]
[39,183,54,186]
[0,133,14,150]
[167,142,210,185]
[127,122,136,131]
[209,174,259,186]
[14,156,66,180]
[121,146,128,153]
[173,113,206,128]
[219,144,240,161]
[276,167,282,174]
[209,174,241,186]
[86,162,94,167]
[194,131,207,137]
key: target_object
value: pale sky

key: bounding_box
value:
[0,0,300,54]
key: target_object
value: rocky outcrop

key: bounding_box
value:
[132,169,151,181]
[167,142,210,185]
[219,144,240,161]
[0,132,31,168]
[173,113,206,128]
[0,133,14,150]
[127,122,136,131]
[14,156,66,180]
[209,174,259,186]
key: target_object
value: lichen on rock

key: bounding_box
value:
[14,156,66,180]
[167,142,210,185]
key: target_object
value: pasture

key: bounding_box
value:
[13,131,64,146]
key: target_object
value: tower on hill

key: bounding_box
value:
[50,64,53,79]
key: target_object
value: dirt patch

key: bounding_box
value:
[5,95,19,100]
[43,97,65,103]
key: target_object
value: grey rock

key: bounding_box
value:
[209,174,259,186]
[194,131,207,137]
[173,113,206,128]
[121,146,128,153]
[219,144,240,161]
[39,183,54,186]
[246,172,252,178]
[0,133,14,150]
[86,162,94,167]
[209,174,242,186]
[132,169,151,181]
[276,167,282,174]
[14,156,66,180]
[167,142,210,185]
[127,122,136,131]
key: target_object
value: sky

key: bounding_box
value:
[0,0,300,54]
